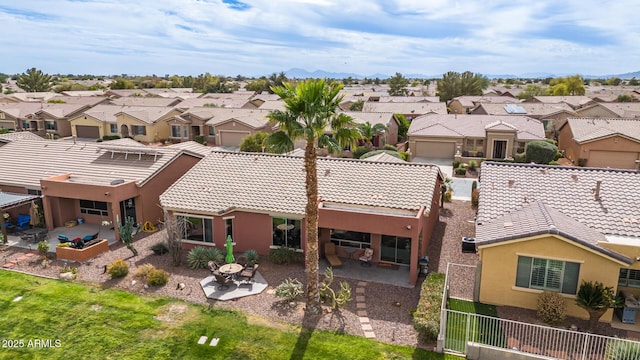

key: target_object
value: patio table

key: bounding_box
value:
[20,228,48,243]
[219,263,243,278]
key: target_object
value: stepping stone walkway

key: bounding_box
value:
[2,251,37,269]
[355,281,376,339]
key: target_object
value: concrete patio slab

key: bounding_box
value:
[200,271,268,301]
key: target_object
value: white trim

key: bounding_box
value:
[515,251,584,264]
[222,216,235,220]
[182,239,216,246]
[269,245,303,252]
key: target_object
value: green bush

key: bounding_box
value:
[452,160,461,169]
[606,340,640,360]
[37,240,50,257]
[107,259,129,278]
[398,152,409,161]
[352,146,369,159]
[204,247,224,264]
[268,247,304,265]
[554,151,563,161]
[454,167,467,176]
[194,135,206,145]
[134,263,156,279]
[514,153,527,163]
[149,241,169,255]
[102,135,121,141]
[536,291,566,325]
[147,268,169,286]
[468,160,478,171]
[244,249,259,266]
[382,144,397,151]
[471,188,479,208]
[548,161,560,166]
[525,140,558,164]
[275,278,303,301]
[187,247,209,269]
[413,272,445,340]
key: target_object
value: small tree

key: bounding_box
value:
[525,140,558,164]
[575,280,622,331]
[537,291,566,325]
[319,267,352,310]
[116,216,138,257]
[166,213,189,266]
[239,131,270,152]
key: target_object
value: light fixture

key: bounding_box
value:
[104,192,110,196]
[406,225,412,230]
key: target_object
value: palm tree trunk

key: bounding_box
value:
[304,139,322,314]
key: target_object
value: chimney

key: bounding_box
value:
[594,180,602,200]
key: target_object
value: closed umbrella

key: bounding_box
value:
[29,201,39,227]
[225,235,235,264]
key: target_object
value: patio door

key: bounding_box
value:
[492,140,507,159]
[380,235,411,265]
[119,198,136,223]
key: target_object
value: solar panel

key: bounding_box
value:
[504,104,527,114]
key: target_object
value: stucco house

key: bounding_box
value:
[407,114,545,160]
[575,102,640,119]
[159,151,444,286]
[475,161,640,325]
[69,104,125,139]
[115,106,183,143]
[362,102,447,121]
[448,96,520,115]
[0,139,205,239]
[558,117,640,170]
[0,102,89,137]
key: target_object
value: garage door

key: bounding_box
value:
[76,125,100,139]
[588,150,639,169]
[413,141,456,158]
[219,131,250,147]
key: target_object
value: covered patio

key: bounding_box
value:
[4,222,117,252]
[0,192,40,242]
[321,258,415,288]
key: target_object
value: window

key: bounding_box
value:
[515,256,580,294]
[330,229,371,248]
[21,120,30,129]
[27,189,42,196]
[178,215,213,243]
[171,125,182,138]
[208,127,215,136]
[131,125,146,136]
[515,141,526,154]
[45,121,57,131]
[619,269,640,288]
[225,218,233,239]
[272,218,301,249]
[79,200,109,217]
[465,138,484,153]
[110,124,118,134]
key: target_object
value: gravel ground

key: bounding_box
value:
[1,200,476,349]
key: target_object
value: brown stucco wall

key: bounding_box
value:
[558,128,640,167]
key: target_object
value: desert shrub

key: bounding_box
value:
[382,144,397,151]
[319,267,352,310]
[56,242,70,247]
[107,259,129,278]
[605,340,640,360]
[471,180,478,191]
[514,153,527,163]
[525,140,558,164]
[548,161,560,166]
[352,146,369,159]
[150,241,169,255]
[536,291,566,325]
[275,278,303,301]
[413,272,445,341]
[37,240,50,258]
[102,135,121,141]
[147,268,169,286]
[204,247,224,264]
[471,188,479,208]
[194,135,206,145]
[577,158,588,167]
[468,160,478,171]
[268,247,304,265]
[244,249,259,266]
[398,151,409,161]
[187,247,209,269]
[554,151,563,161]
[134,263,156,279]
[452,160,460,169]
[60,265,77,275]
[454,167,467,176]
[443,189,452,202]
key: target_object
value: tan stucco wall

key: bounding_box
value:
[69,116,109,139]
[478,234,624,322]
[408,136,463,157]
[558,128,640,167]
[486,131,516,158]
[576,106,620,118]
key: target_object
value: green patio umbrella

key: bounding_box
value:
[225,235,235,264]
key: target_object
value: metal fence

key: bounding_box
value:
[440,263,640,359]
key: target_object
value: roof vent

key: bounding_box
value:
[503,221,513,227]
[508,179,515,187]
[324,169,330,176]
[110,179,125,185]
[571,174,578,181]
[540,169,548,175]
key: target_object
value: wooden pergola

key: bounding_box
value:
[0,192,39,243]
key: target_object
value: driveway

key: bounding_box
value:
[411,157,453,177]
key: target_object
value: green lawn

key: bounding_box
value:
[0,271,461,360]
[445,299,505,352]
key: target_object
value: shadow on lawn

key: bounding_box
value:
[290,308,322,360]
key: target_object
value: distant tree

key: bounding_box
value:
[387,72,409,96]
[617,94,636,102]
[547,75,585,96]
[628,77,639,86]
[437,71,488,102]
[269,72,288,88]
[239,132,270,152]
[348,99,364,111]
[246,78,271,93]
[356,121,386,149]
[204,78,234,93]
[395,113,410,142]
[517,85,546,100]
[17,68,52,92]
[110,78,136,90]
[605,77,622,86]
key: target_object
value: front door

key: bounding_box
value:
[380,235,411,265]
[493,140,507,159]
[120,124,129,138]
[119,198,136,224]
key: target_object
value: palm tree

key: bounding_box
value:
[575,280,622,331]
[267,78,359,314]
[356,122,387,150]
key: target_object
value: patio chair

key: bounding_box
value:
[15,214,30,232]
[236,255,248,268]
[238,264,259,289]
[208,260,220,274]
[359,248,374,267]
[324,242,342,268]
[213,273,232,290]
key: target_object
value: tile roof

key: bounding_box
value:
[341,111,397,126]
[566,117,640,143]
[115,106,179,124]
[451,96,520,107]
[362,102,447,114]
[0,139,202,188]
[476,200,630,263]
[361,152,406,163]
[0,191,39,210]
[166,141,212,157]
[160,152,441,216]
[477,162,640,238]
[0,131,45,142]
[588,103,640,117]
[110,97,181,107]
[474,102,575,117]
[529,96,594,108]
[72,104,128,123]
[408,114,545,140]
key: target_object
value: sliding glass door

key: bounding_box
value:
[380,235,411,265]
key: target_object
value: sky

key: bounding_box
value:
[1,0,639,78]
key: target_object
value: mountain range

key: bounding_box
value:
[282,68,640,80]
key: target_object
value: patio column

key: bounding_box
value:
[42,196,55,231]
[0,215,6,243]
